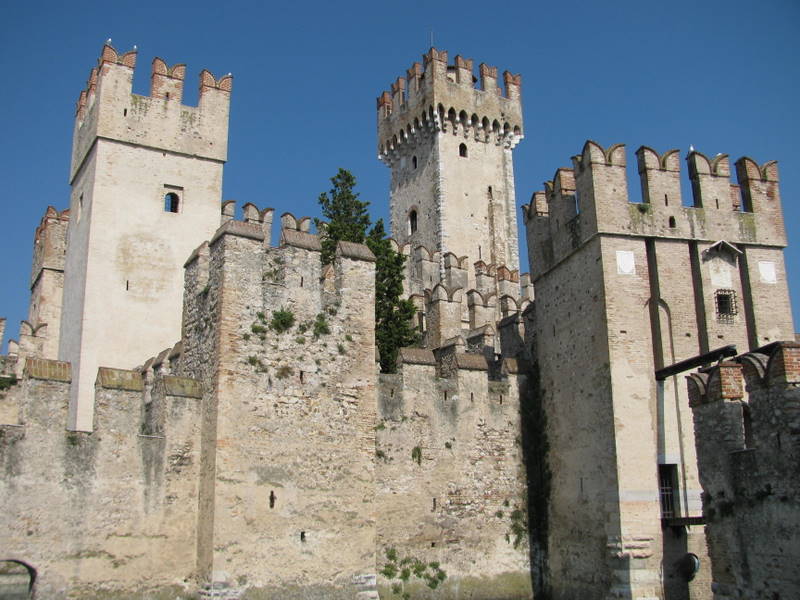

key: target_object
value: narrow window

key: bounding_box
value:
[658,464,679,519]
[300,276,304,288]
[664,193,668,206]
[390,388,394,398]
[269,490,276,508]
[300,531,306,542]
[715,289,737,324]
[459,143,468,158]
[409,210,418,234]
[299,370,304,384]
[668,216,676,228]
[165,192,180,213]
[488,185,493,199]
[432,498,437,511]
[715,198,720,209]
[443,391,448,401]
[742,404,754,448]
[165,92,170,100]
[499,395,503,405]
[478,245,482,260]
[126,280,129,291]
[412,156,418,169]
[123,108,127,117]
[470,392,474,402]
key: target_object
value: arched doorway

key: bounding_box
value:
[0,560,36,599]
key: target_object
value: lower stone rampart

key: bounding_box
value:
[375,346,533,598]
[687,342,800,600]
[0,360,202,598]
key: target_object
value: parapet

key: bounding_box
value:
[377,48,523,164]
[524,140,788,279]
[30,207,69,288]
[687,342,799,455]
[71,42,232,181]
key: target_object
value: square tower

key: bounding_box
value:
[61,44,232,430]
[377,49,523,278]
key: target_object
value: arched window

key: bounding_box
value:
[409,210,418,234]
[668,216,676,228]
[164,192,180,213]
[459,143,468,158]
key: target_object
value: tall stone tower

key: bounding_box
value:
[61,43,232,430]
[522,141,794,599]
[377,48,523,280]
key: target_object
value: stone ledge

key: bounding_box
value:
[162,375,203,398]
[337,241,376,262]
[398,347,436,366]
[96,367,143,391]
[281,229,322,251]
[24,358,71,382]
[210,220,265,245]
[455,353,489,371]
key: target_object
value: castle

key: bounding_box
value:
[0,43,797,600]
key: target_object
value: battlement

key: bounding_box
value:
[523,140,787,279]
[685,342,800,598]
[30,206,69,288]
[686,342,799,451]
[71,42,232,181]
[377,48,523,164]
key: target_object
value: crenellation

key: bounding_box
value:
[526,141,792,287]
[150,57,186,102]
[220,199,236,224]
[2,43,797,600]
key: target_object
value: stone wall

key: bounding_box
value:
[179,216,380,598]
[375,347,532,598]
[0,359,203,598]
[687,342,800,600]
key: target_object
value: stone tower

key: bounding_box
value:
[522,141,794,599]
[60,43,232,430]
[27,207,70,359]
[377,48,523,283]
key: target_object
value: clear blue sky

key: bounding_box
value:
[1,0,798,350]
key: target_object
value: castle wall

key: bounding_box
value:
[529,236,619,598]
[687,344,800,600]
[518,140,800,599]
[60,45,231,431]
[180,221,379,598]
[0,359,203,598]
[375,350,532,598]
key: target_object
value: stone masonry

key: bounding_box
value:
[0,44,797,600]
[687,342,800,600]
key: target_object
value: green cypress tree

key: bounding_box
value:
[314,168,371,265]
[366,219,420,373]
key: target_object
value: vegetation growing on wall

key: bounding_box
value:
[270,308,295,333]
[380,547,447,599]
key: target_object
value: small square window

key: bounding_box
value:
[715,289,737,324]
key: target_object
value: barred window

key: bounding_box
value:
[658,464,679,519]
[715,289,737,323]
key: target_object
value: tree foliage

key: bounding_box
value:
[366,219,419,373]
[314,168,371,265]
[315,170,418,373]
